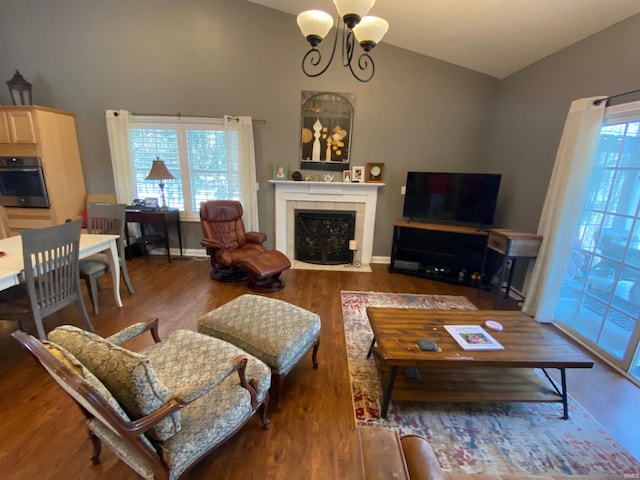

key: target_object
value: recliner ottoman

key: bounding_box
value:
[197,294,320,411]
[238,250,291,292]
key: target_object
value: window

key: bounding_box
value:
[107,111,258,233]
[129,116,241,221]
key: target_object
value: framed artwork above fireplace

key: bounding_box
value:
[300,90,355,172]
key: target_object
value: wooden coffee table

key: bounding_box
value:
[365,308,594,419]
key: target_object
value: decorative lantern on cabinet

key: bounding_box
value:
[7,70,33,105]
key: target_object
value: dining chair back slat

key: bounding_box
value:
[20,220,94,339]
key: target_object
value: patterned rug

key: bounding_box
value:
[341,290,640,476]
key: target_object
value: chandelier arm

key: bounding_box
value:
[301,17,341,78]
[348,51,375,83]
[342,26,354,68]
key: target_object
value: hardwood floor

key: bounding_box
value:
[1,257,638,479]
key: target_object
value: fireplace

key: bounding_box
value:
[270,180,384,268]
[295,209,356,264]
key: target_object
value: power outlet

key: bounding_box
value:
[401,186,406,195]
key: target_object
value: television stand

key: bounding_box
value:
[389,219,489,286]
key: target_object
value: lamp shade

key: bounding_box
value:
[297,10,334,41]
[353,16,389,48]
[145,158,175,180]
[333,0,375,19]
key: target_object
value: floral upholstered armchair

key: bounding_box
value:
[12,319,271,480]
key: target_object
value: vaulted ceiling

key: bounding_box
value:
[247,0,640,78]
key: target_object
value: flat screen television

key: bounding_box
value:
[402,172,501,227]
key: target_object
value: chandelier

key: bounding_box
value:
[297,0,389,83]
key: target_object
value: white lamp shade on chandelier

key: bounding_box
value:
[296,0,389,82]
[353,16,389,49]
[333,0,376,20]
[297,10,334,44]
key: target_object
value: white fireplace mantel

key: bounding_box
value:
[269,180,384,266]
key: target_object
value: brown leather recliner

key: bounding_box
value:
[200,200,267,281]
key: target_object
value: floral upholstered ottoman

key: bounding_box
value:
[197,294,321,411]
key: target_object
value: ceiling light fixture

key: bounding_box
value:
[297,0,389,83]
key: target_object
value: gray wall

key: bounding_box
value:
[2,0,638,260]
[488,13,640,232]
[0,0,497,254]
[486,13,640,286]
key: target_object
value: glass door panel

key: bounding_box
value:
[555,118,640,382]
[631,346,640,378]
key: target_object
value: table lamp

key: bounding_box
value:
[145,157,175,210]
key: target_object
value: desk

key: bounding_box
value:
[481,229,543,309]
[125,209,183,263]
[0,234,122,307]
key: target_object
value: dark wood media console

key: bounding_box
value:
[389,219,488,286]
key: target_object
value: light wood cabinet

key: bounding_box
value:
[0,113,9,143]
[0,109,37,144]
[0,106,86,234]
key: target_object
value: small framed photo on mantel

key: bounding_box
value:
[352,165,365,183]
[273,164,288,180]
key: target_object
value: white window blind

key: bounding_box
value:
[129,116,241,221]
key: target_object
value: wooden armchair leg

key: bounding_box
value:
[89,431,102,465]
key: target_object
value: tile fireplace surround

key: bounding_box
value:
[270,180,384,268]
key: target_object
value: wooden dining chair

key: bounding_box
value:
[79,202,134,315]
[0,220,94,340]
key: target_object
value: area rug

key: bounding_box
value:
[341,290,640,476]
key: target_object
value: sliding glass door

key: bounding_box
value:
[554,108,640,383]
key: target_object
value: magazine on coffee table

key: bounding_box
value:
[444,325,504,350]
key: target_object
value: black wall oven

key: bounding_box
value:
[0,156,50,208]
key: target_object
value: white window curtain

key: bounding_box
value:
[225,115,259,231]
[105,111,259,230]
[105,110,135,204]
[522,97,606,320]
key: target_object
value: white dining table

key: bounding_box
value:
[0,233,123,308]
